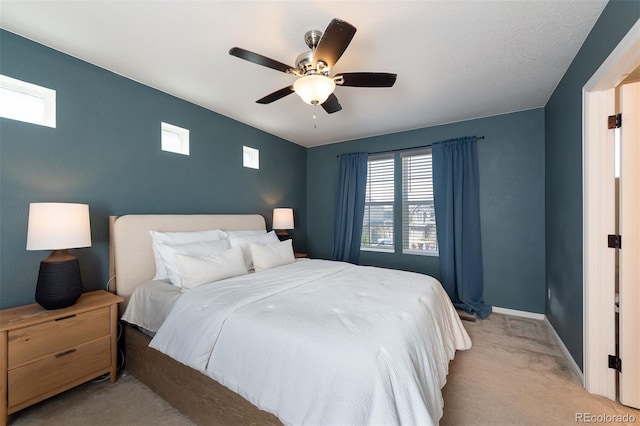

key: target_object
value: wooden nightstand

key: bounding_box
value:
[0,290,123,425]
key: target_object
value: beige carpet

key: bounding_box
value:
[7,372,193,426]
[441,313,639,425]
[8,313,640,425]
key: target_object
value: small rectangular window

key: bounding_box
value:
[0,74,56,128]
[161,122,189,156]
[361,154,395,252]
[402,149,438,256]
[243,146,259,169]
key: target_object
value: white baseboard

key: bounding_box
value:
[492,306,545,320]
[544,317,584,385]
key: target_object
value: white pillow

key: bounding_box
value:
[155,239,232,287]
[177,246,248,290]
[228,230,280,269]
[150,229,226,279]
[222,229,266,238]
[250,239,295,271]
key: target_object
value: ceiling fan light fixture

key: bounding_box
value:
[293,75,335,105]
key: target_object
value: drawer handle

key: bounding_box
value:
[55,349,77,358]
[55,314,77,321]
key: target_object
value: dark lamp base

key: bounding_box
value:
[35,256,83,310]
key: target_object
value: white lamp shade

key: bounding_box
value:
[27,203,92,250]
[293,75,336,105]
[273,208,294,230]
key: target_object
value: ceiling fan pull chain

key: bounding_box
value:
[313,104,318,129]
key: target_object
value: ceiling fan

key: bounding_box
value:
[229,18,397,114]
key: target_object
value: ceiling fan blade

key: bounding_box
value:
[256,86,295,104]
[321,93,342,114]
[334,72,397,87]
[313,18,357,70]
[229,47,297,74]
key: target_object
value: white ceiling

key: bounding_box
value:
[0,1,608,147]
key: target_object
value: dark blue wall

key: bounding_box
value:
[307,108,546,313]
[0,30,307,309]
[545,1,640,370]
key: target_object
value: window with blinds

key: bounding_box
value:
[402,149,438,256]
[361,154,395,251]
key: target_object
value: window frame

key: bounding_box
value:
[0,74,56,128]
[243,146,259,169]
[401,148,439,257]
[161,122,190,156]
[360,153,395,253]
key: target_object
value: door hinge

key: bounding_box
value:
[608,355,622,372]
[608,113,622,129]
[608,234,622,249]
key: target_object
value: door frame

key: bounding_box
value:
[583,19,640,399]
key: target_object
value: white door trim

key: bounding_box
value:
[583,18,640,399]
[583,88,616,399]
[619,81,640,408]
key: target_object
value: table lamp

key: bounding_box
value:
[26,202,92,310]
[273,208,294,240]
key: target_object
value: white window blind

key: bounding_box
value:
[402,149,438,256]
[361,154,395,251]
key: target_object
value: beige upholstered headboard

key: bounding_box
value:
[109,214,266,310]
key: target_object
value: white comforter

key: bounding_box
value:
[150,259,471,425]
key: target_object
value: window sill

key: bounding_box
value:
[402,249,439,257]
[360,247,395,254]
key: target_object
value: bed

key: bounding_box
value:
[109,214,471,426]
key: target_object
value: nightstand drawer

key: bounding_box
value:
[8,307,110,368]
[8,336,111,408]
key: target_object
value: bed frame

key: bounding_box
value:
[109,214,281,426]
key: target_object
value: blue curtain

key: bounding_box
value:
[331,152,368,263]
[432,137,491,319]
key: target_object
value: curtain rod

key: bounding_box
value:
[337,136,485,158]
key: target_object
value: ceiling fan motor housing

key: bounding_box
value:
[296,51,330,76]
[295,51,315,74]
